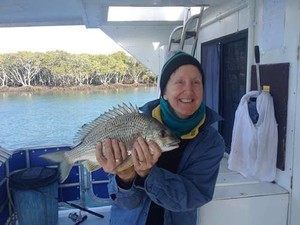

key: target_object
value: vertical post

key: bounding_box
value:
[255,45,261,92]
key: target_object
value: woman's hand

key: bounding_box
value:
[96,138,136,184]
[131,137,162,178]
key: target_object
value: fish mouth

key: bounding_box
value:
[164,139,180,151]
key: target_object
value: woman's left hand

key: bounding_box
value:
[131,137,162,178]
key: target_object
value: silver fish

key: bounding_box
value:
[0,146,12,165]
[40,103,180,182]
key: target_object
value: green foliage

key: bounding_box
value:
[0,51,157,87]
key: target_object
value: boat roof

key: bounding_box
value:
[0,0,241,75]
[0,0,229,28]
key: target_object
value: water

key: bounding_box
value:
[0,87,159,151]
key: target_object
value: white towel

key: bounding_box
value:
[228,90,278,182]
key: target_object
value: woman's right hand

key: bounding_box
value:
[96,138,136,183]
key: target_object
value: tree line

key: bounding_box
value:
[0,51,157,87]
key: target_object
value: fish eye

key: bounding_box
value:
[160,130,166,138]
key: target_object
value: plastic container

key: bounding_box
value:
[10,167,59,225]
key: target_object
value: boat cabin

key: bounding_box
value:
[0,0,299,225]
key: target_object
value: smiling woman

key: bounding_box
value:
[0,26,124,54]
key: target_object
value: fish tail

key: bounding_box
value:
[40,151,73,183]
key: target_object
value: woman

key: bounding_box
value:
[96,51,225,225]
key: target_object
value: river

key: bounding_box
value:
[0,87,159,151]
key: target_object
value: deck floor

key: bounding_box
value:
[56,156,288,225]
[58,206,111,225]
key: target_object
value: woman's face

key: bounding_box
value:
[163,64,203,119]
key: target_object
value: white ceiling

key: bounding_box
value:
[0,0,227,28]
[0,0,240,75]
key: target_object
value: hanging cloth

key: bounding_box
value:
[228,90,278,182]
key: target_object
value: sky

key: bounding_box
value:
[0,25,124,55]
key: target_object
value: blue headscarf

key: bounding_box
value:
[159,97,206,138]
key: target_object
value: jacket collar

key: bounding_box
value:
[139,98,223,129]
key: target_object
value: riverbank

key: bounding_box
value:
[0,84,156,93]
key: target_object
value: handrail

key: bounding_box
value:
[167,7,204,56]
[179,7,204,56]
[168,25,183,51]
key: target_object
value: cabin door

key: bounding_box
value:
[201,30,248,152]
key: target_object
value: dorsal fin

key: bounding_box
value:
[73,103,139,145]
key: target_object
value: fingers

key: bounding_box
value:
[133,137,161,163]
[111,139,122,163]
[119,141,128,159]
[103,138,114,163]
[104,138,125,163]
[132,137,162,177]
[95,142,106,165]
[148,140,161,162]
[96,137,161,178]
[133,137,148,163]
[96,138,128,174]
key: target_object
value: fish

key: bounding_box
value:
[0,146,12,165]
[40,103,180,182]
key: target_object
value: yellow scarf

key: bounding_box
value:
[152,105,206,139]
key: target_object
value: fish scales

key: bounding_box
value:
[40,103,180,182]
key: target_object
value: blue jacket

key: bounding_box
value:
[107,99,225,225]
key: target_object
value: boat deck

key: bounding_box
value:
[58,206,111,225]
[55,156,288,225]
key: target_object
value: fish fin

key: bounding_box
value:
[40,151,73,183]
[73,103,138,145]
[82,160,101,172]
[114,155,134,172]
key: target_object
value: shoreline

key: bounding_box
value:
[0,84,157,93]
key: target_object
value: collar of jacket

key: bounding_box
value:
[139,98,223,130]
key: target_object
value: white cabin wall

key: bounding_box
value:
[293,30,300,225]
[255,0,293,190]
[198,0,299,225]
[200,5,248,43]
[255,1,299,225]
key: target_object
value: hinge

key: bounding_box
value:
[290,176,293,189]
